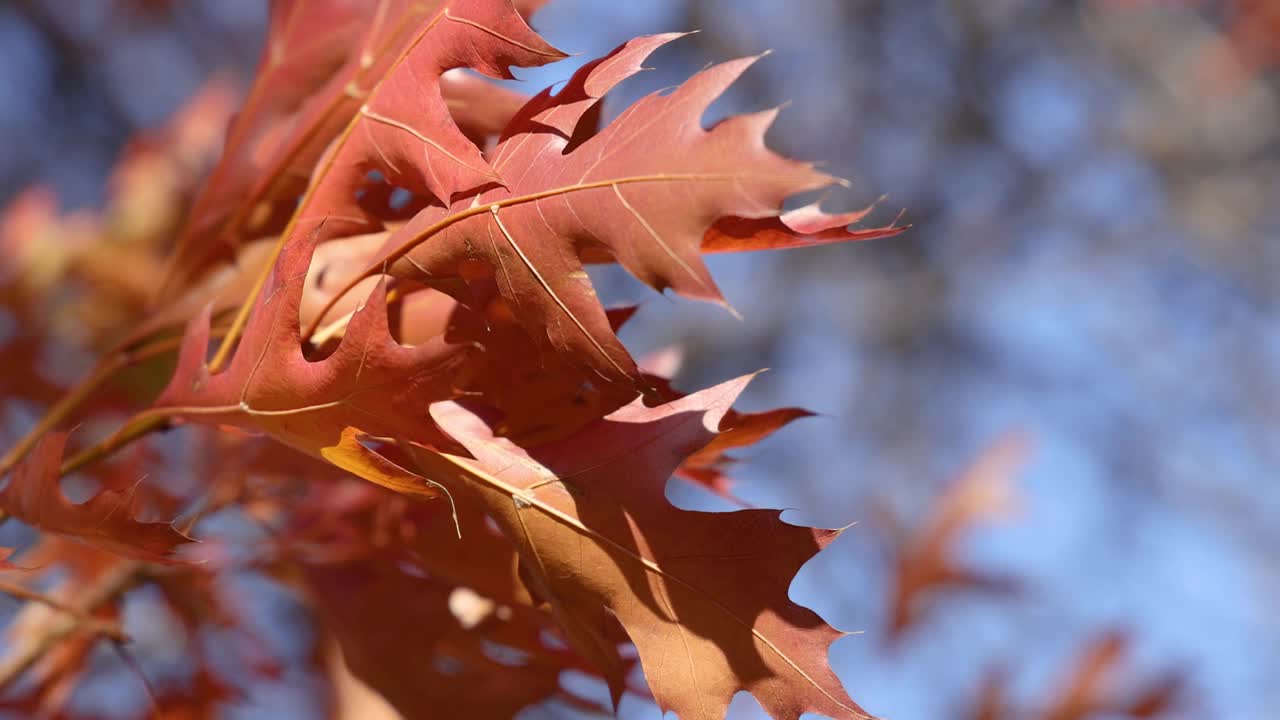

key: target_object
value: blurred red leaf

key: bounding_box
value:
[1040,631,1185,720]
[306,550,599,720]
[0,548,24,571]
[0,434,191,563]
[887,435,1029,638]
[969,630,1185,720]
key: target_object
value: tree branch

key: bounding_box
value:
[0,560,142,690]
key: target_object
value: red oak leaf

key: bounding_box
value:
[703,201,906,254]
[887,435,1029,637]
[306,550,608,720]
[153,231,474,498]
[406,376,873,720]
[679,406,817,496]
[0,434,190,563]
[159,0,368,297]
[322,33,877,386]
[161,0,565,299]
[970,631,1185,720]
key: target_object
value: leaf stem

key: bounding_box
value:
[0,324,230,486]
[0,580,129,642]
[58,412,172,478]
[0,356,124,478]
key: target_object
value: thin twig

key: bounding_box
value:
[0,322,232,490]
[0,357,124,478]
[0,560,142,689]
[0,580,129,642]
[58,414,171,478]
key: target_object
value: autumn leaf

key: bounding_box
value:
[0,3,916,715]
[613,347,819,497]
[679,406,816,496]
[291,472,531,607]
[1039,631,1184,720]
[703,201,906,254]
[621,347,820,495]
[293,0,565,242]
[440,70,538,147]
[153,231,472,497]
[159,0,368,296]
[160,0,565,299]
[0,190,91,412]
[406,376,871,720]
[887,435,1028,638]
[435,288,647,446]
[0,434,190,563]
[319,32,870,386]
[293,473,620,718]
[970,632,1184,720]
[306,550,604,720]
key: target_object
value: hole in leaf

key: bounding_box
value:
[480,640,530,667]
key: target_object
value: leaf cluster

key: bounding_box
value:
[0,2,1182,719]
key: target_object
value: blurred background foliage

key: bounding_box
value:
[0,0,1275,718]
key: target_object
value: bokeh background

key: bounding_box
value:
[1,0,1277,718]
